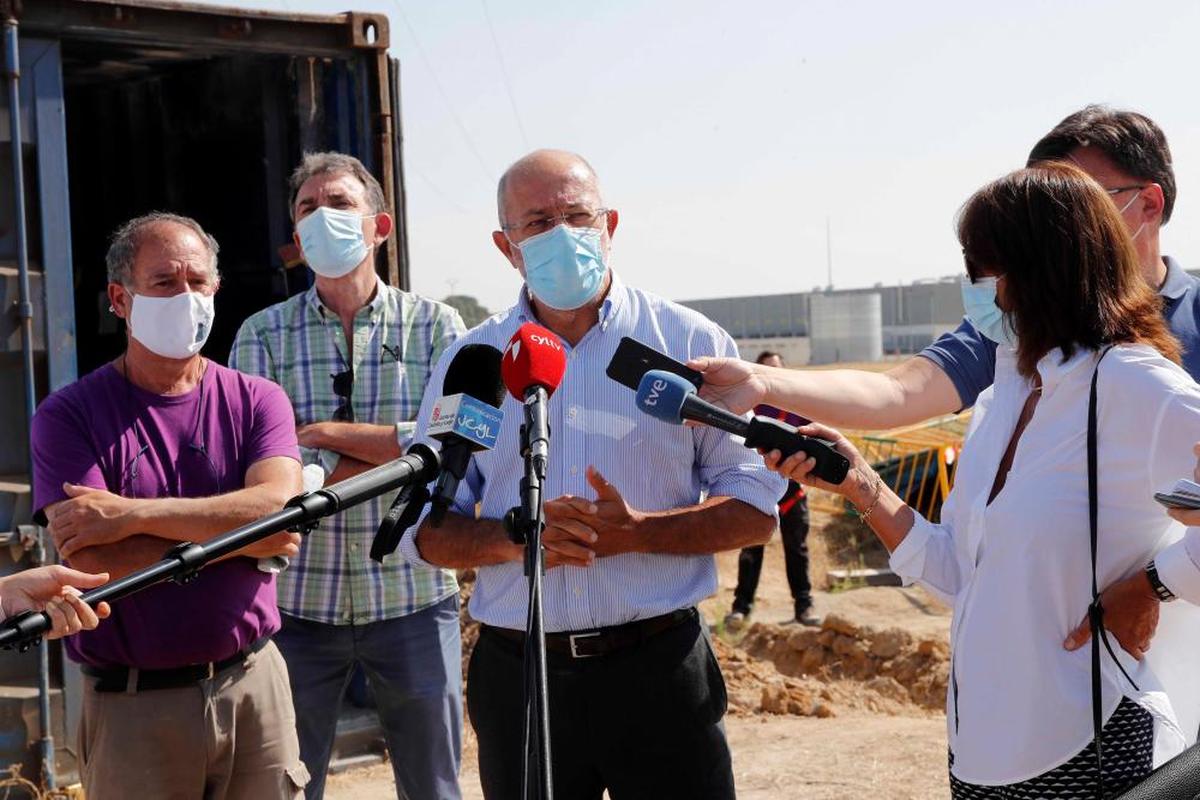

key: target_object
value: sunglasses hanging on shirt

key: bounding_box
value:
[331,368,354,422]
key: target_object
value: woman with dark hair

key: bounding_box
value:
[769,162,1200,797]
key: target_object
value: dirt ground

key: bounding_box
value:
[326,511,954,799]
[326,713,949,800]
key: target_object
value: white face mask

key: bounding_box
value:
[128,290,215,359]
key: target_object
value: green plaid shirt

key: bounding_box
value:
[230,278,465,623]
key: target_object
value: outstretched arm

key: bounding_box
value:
[688,354,962,430]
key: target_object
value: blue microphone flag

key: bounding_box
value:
[635,369,694,424]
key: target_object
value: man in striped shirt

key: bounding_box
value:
[230,153,466,799]
[400,150,785,799]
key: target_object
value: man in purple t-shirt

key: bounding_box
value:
[31,213,307,799]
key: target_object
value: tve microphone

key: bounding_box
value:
[428,344,506,526]
[636,370,851,484]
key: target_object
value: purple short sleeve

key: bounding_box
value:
[244,379,302,467]
[919,317,998,411]
[31,393,109,522]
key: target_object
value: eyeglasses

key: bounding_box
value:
[502,208,609,241]
[1104,185,1145,197]
[331,368,354,422]
[122,436,223,497]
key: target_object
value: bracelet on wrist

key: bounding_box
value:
[856,472,884,523]
[1145,560,1177,603]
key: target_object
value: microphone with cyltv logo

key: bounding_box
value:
[428,344,506,526]
[636,369,850,484]
[499,326,567,788]
[501,323,567,402]
[501,323,567,540]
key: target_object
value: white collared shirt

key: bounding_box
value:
[892,343,1200,785]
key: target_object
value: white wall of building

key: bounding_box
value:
[734,337,812,366]
[809,293,883,364]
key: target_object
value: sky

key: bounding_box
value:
[196,0,1200,314]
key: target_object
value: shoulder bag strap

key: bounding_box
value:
[1087,344,1140,798]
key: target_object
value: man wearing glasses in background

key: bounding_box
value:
[32,213,307,798]
[230,152,466,799]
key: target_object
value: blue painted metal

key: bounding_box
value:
[26,38,76,391]
[2,17,56,791]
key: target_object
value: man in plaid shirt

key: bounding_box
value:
[230,152,466,799]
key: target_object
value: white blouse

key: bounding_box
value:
[891,343,1200,785]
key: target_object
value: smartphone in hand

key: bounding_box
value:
[1154,478,1200,510]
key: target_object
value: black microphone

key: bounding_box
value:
[635,370,850,484]
[310,443,443,513]
[0,445,443,651]
[371,346,504,559]
[428,344,506,526]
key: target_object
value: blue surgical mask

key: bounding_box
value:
[297,207,371,278]
[517,224,607,311]
[960,275,1017,348]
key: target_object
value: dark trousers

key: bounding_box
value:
[466,610,734,800]
[733,495,811,617]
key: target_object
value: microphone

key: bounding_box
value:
[501,323,567,402]
[371,345,505,560]
[635,370,850,484]
[501,323,568,541]
[311,443,443,512]
[428,344,506,526]
[0,444,443,651]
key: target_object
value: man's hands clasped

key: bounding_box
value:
[540,467,645,569]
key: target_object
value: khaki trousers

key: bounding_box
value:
[79,641,309,800]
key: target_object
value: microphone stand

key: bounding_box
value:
[0,445,441,650]
[504,386,553,800]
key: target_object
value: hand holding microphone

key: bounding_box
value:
[634,369,852,485]
[684,355,770,416]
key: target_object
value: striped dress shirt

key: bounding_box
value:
[400,272,785,631]
[230,277,465,624]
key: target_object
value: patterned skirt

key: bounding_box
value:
[949,697,1154,799]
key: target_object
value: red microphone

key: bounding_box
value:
[501,323,567,401]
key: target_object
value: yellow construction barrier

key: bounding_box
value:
[805,413,967,523]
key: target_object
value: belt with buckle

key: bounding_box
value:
[82,636,270,693]
[483,608,695,660]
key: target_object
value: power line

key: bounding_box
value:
[412,167,475,217]
[479,0,530,150]
[390,1,496,186]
